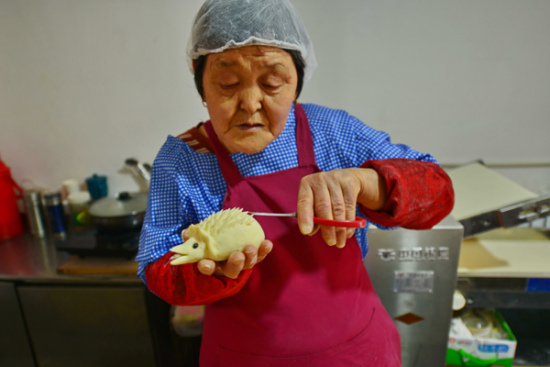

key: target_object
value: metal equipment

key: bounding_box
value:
[459,193,550,238]
[447,162,550,238]
[365,215,463,367]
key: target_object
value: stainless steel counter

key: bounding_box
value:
[0,233,140,284]
[0,234,160,367]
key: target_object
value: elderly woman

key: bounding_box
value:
[136,0,454,366]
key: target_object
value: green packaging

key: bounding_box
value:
[446,310,517,367]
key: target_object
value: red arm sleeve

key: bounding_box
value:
[359,158,454,229]
[145,252,252,306]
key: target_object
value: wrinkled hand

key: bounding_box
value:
[296,168,386,248]
[180,229,273,279]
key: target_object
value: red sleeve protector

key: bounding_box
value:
[359,158,454,229]
[145,252,252,306]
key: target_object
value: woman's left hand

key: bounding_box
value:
[296,168,386,248]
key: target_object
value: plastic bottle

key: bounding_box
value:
[0,159,25,240]
[67,191,92,228]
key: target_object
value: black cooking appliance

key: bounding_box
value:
[55,191,147,258]
[55,227,141,258]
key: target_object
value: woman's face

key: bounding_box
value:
[202,46,298,154]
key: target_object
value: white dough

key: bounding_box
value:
[170,208,265,265]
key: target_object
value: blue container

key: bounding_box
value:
[85,174,108,200]
[43,192,66,239]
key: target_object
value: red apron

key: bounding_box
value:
[201,104,401,367]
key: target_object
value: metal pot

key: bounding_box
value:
[89,191,147,231]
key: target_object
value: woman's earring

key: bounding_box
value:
[202,100,207,108]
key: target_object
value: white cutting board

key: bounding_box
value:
[458,229,550,278]
[448,163,538,220]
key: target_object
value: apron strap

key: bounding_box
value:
[294,103,316,167]
[203,121,242,186]
[204,103,316,186]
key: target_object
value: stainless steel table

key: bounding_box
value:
[0,234,158,367]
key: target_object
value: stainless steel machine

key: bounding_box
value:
[364,215,463,367]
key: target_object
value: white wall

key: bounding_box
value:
[1,0,549,196]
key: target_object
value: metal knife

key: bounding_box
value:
[250,212,366,228]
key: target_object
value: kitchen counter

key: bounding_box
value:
[0,233,170,367]
[0,233,141,284]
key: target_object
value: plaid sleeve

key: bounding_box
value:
[136,145,189,283]
[136,136,211,281]
[302,103,450,256]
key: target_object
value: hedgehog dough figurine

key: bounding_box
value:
[169,208,265,265]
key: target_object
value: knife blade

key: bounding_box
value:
[250,212,366,228]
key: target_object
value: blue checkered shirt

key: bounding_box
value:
[136,103,437,282]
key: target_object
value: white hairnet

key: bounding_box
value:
[187,0,317,82]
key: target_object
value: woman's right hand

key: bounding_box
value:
[197,241,272,278]
[180,229,273,279]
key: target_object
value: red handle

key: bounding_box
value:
[312,216,367,228]
[9,177,24,199]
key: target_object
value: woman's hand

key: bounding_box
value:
[180,227,273,279]
[296,168,386,248]
[197,241,273,278]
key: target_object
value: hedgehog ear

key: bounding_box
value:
[181,224,197,241]
[196,231,209,246]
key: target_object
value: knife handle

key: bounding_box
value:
[312,216,367,228]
